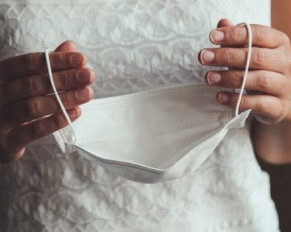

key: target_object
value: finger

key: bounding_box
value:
[209,24,289,48]
[205,70,286,95]
[1,68,94,106]
[55,40,78,52]
[216,19,234,49]
[217,18,234,28]
[1,107,81,162]
[0,52,86,81]
[0,147,25,163]
[217,92,285,122]
[199,47,286,73]
[0,86,92,129]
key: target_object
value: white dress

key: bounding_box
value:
[0,0,279,231]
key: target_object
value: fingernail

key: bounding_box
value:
[70,53,85,67]
[76,69,90,83]
[201,50,215,63]
[68,108,79,118]
[210,30,225,42]
[75,87,90,101]
[207,72,221,84]
[218,93,229,103]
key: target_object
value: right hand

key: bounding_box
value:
[0,41,94,162]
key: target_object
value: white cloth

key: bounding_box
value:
[0,0,279,231]
[54,83,251,183]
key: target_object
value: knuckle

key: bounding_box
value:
[59,71,71,88]
[222,50,235,64]
[25,53,43,72]
[228,27,243,40]
[22,78,42,96]
[237,96,247,109]
[252,48,269,67]
[256,71,273,90]
[54,54,62,66]
[51,53,65,69]
[52,113,65,129]
[255,97,268,113]
[24,98,42,118]
[229,72,242,86]
[253,26,266,44]
[59,93,71,107]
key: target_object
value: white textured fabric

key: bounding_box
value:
[0,0,279,231]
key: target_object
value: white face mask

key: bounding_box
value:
[46,23,253,183]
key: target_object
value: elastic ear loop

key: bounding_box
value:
[44,24,251,142]
[45,49,77,145]
[235,22,253,117]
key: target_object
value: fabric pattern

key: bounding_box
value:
[0,0,279,231]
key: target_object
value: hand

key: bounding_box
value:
[198,19,291,124]
[0,41,94,162]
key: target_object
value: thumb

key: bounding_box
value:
[54,40,78,52]
[217,18,234,28]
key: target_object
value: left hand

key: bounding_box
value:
[0,41,94,162]
[198,19,291,124]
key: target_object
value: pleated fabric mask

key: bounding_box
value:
[48,23,252,183]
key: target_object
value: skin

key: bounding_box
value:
[199,0,291,164]
[0,41,94,162]
[0,1,290,165]
[253,0,291,164]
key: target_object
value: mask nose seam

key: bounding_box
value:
[235,22,253,117]
[45,48,77,145]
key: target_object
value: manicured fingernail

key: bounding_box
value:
[218,93,229,103]
[75,87,90,101]
[70,53,85,67]
[77,69,90,83]
[210,30,225,42]
[201,50,215,63]
[207,72,221,84]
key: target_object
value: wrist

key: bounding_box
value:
[252,119,291,164]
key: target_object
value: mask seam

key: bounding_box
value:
[82,85,231,111]
[59,129,69,144]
